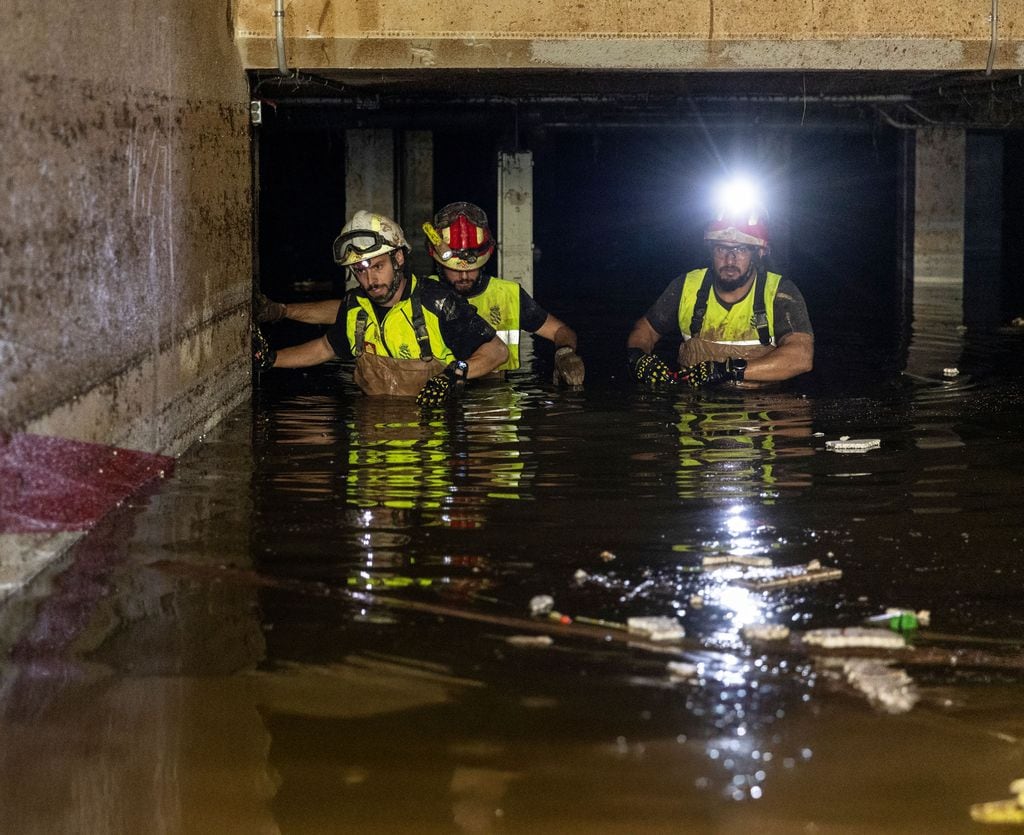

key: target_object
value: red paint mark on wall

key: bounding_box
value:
[0,434,174,533]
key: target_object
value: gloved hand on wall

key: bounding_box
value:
[553,346,586,386]
[253,327,276,371]
[253,292,288,324]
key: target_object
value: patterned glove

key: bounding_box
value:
[253,292,287,324]
[416,361,468,407]
[253,327,276,371]
[678,359,741,389]
[553,347,586,386]
[627,348,678,389]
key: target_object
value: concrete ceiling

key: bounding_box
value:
[238,0,1024,129]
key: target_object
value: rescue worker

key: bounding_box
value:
[626,187,813,389]
[254,211,507,406]
[424,202,585,386]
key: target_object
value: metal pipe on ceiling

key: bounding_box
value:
[274,0,288,76]
[986,0,999,75]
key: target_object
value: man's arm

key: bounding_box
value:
[279,299,342,325]
[627,316,664,354]
[272,335,338,368]
[533,314,578,350]
[255,292,342,325]
[465,336,508,379]
[742,332,814,382]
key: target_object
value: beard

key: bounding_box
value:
[713,264,756,293]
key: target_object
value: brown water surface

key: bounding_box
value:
[2,329,1024,834]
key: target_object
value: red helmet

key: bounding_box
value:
[704,208,770,250]
[428,202,495,271]
[705,178,770,250]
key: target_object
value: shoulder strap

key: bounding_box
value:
[689,270,714,338]
[352,308,368,357]
[752,269,771,345]
[409,284,434,361]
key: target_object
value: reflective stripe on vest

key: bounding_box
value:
[677,268,781,348]
[465,276,522,372]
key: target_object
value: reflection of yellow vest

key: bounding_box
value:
[677,269,781,347]
[346,276,455,364]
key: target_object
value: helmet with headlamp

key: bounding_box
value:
[704,178,770,251]
[425,202,495,272]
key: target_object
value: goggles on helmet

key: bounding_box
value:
[333,230,396,264]
[433,201,489,230]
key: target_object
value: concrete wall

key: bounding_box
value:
[1,1,252,455]
[237,0,1023,71]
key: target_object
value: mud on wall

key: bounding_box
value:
[0,2,252,454]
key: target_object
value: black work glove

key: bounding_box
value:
[253,326,276,371]
[553,347,586,386]
[678,358,741,389]
[253,292,287,324]
[416,361,468,407]
[627,348,678,389]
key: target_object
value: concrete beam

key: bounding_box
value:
[237,0,1023,71]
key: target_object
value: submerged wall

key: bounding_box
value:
[0,1,252,454]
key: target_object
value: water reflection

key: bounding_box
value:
[674,393,814,501]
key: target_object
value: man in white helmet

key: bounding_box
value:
[254,210,507,406]
[423,202,585,386]
[258,203,586,388]
[626,181,813,389]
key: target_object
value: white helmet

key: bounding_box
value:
[333,211,409,267]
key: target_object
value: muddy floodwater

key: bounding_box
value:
[2,325,1024,834]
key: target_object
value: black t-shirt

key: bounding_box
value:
[644,272,813,341]
[325,277,497,360]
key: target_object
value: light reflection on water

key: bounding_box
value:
[1,326,1024,830]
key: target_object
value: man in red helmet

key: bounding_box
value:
[626,188,813,389]
[424,202,585,386]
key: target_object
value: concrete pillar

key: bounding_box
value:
[345,129,395,219]
[400,131,434,279]
[906,127,965,379]
[913,127,965,326]
[497,152,534,297]
[964,134,1004,326]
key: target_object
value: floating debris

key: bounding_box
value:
[574,615,628,631]
[826,438,881,453]
[866,608,931,632]
[627,616,685,642]
[506,635,554,648]
[803,627,907,650]
[970,779,1024,824]
[733,559,843,591]
[573,569,589,583]
[689,594,705,609]
[529,595,555,616]
[839,658,918,713]
[702,555,774,568]
[742,624,791,642]
[942,367,960,378]
[599,550,617,562]
[667,661,701,681]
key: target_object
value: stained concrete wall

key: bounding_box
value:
[1,1,252,455]
[237,0,1023,71]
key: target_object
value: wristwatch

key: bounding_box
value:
[731,358,748,381]
[447,360,469,385]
